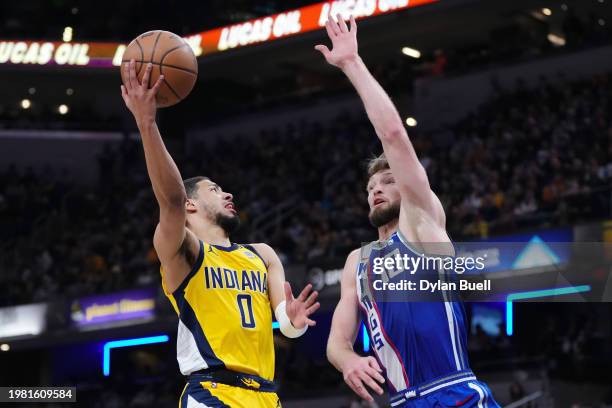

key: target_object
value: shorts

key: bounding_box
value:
[390,371,500,408]
[179,370,281,408]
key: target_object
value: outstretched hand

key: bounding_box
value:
[120,60,164,123]
[284,282,320,329]
[315,13,359,69]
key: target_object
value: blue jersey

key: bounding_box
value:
[356,230,470,393]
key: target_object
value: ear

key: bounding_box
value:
[185,198,198,213]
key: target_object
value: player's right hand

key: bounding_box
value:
[121,60,164,124]
[341,354,385,402]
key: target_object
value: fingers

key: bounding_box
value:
[283,281,293,303]
[122,63,132,91]
[305,302,320,315]
[365,366,386,384]
[297,283,312,302]
[141,63,153,89]
[314,44,331,58]
[305,317,316,327]
[337,13,349,33]
[327,12,340,35]
[325,19,336,39]
[350,15,357,33]
[346,375,373,402]
[304,288,318,305]
[358,371,384,395]
[120,85,128,100]
[128,59,137,89]
[367,356,383,373]
[150,74,164,95]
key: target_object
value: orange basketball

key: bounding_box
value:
[120,30,198,108]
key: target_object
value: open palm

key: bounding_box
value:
[315,13,358,69]
[284,282,320,329]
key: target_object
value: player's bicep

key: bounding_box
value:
[252,243,285,309]
[330,249,361,344]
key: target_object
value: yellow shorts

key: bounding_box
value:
[179,381,281,408]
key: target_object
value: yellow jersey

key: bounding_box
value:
[162,240,275,380]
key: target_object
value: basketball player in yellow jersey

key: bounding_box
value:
[121,60,320,408]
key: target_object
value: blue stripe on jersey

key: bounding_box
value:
[173,285,225,371]
[181,381,230,408]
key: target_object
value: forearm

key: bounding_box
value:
[137,118,186,208]
[341,57,405,139]
[327,333,359,372]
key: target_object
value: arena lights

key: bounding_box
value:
[599,19,606,26]
[102,335,169,376]
[541,8,552,16]
[547,33,566,47]
[20,99,31,109]
[505,285,591,336]
[405,117,417,127]
[28,87,36,95]
[401,46,421,59]
[0,0,437,68]
[66,88,74,96]
[561,4,568,11]
[58,104,69,115]
[0,344,9,352]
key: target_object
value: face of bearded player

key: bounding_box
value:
[188,179,240,235]
[366,169,401,228]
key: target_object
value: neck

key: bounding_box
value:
[377,218,399,241]
[187,216,231,247]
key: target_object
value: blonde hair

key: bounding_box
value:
[367,153,390,178]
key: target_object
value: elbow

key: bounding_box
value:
[379,125,406,144]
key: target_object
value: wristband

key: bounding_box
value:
[274,300,308,338]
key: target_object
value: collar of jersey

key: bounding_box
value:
[211,242,240,252]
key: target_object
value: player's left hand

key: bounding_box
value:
[284,282,320,329]
[315,13,359,69]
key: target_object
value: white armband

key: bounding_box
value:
[274,300,308,338]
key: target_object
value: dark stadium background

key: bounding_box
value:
[1,0,611,407]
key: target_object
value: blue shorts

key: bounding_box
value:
[389,371,500,408]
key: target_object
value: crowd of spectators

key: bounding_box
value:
[1,70,611,306]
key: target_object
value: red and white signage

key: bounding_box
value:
[0,0,436,68]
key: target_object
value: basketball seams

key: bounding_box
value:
[148,31,163,88]
[134,39,144,76]
[122,30,197,107]
[159,68,183,101]
[120,60,197,76]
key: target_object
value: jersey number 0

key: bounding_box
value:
[237,294,256,328]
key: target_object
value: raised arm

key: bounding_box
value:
[316,15,440,220]
[121,60,198,292]
[327,249,384,402]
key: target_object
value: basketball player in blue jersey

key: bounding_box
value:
[121,60,320,408]
[317,15,500,407]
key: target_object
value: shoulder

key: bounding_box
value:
[246,242,278,266]
[343,248,361,270]
[346,248,361,262]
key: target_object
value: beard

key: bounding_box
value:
[216,212,241,235]
[369,201,400,227]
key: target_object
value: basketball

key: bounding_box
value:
[120,30,198,108]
